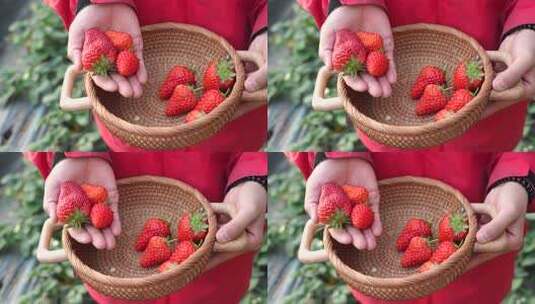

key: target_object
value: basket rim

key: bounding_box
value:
[62,175,217,287]
[342,23,494,136]
[323,176,477,287]
[88,22,245,136]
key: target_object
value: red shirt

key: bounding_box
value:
[45,0,267,152]
[27,151,267,304]
[298,0,535,151]
[287,152,535,304]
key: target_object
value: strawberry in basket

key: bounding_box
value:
[159,66,196,100]
[203,59,236,92]
[396,218,432,251]
[438,212,468,243]
[140,236,173,268]
[158,240,198,272]
[453,60,483,92]
[411,66,446,100]
[177,211,208,242]
[135,218,171,251]
[415,84,448,116]
[165,85,198,117]
[401,236,433,268]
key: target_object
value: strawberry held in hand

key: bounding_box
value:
[135,218,171,252]
[105,30,133,51]
[356,31,383,52]
[453,60,483,91]
[411,66,446,100]
[90,203,113,229]
[195,90,225,114]
[203,59,235,92]
[159,66,196,100]
[116,50,139,77]
[415,84,448,116]
[396,218,432,251]
[177,211,208,242]
[82,28,117,75]
[139,236,172,268]
[332,29,368,76]
[57,181,92,228]
[438,212,468,243]
[81,183,107,205]
[342,185,368,205]
[165,85,198,117]
[430,241,457,263]
[351,204,374,230]
[401,236,433,268]
[366,51,389,77]
[170,240,197,263]
[317,183,352,229]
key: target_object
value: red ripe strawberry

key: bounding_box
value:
[177,211,208,242]
[332,30,368,76]
[356,31,384,52]
[410,66,446,99]
[116,50,139,77]
[159,66,196,100]
[56,181,92,228]
[195,90,225,113]
[105,30,133,51]
[184,110,206,123]
[430,241,458,263]
[90,204,113,229]
[415,84,448,116]
[351,204,374,230]
[438,213,468,243]
[434,109,454,122]
[396,218,432,252]
[203,60,235,92]
[445,89,473,112]
[342,185,368,205]
[418,261,437,273]
[82,28,117,75]
[366,51,389,77]
[453,60,483,91]
[134,218,171,252]
[170,240,197,263]
[139,236,172,268]
[317,183,352,229]
[401,237,433,268]
[158,260,179,273]
[165,85,197,117]
[81,183,108,204]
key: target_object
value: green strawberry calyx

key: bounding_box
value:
[190,211,208,233]
[466,61,483,81]
[66,210,88,229]
[92,56,114,76]
[328,209,349,229]
[343,57,364,77]
[217,60,236,82]
[449,213,468,234]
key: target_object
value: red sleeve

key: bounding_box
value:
[44,0,136,29]
[64,152,112,163]
[250,0,267,39]
[487,152,535,211]
[503,0,535,35]
[226,152,268,190]
[23,152,56,178]
[285,152,371,179]
[298,0,386,27]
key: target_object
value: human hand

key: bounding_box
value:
[245,32,267,92]
[305,158,382,250]
[320,5,396,97]
[208,181,266,268]
[43,157,121,250]
[68,3,148,98]
[483,29,535,118]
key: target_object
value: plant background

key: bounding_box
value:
[0,2,265,303]
[267,3,535,304]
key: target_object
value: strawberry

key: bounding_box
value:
[158,260,179,273]
[184,110,206,123]
[445,89,473,112]
[430,241,457,263]
[415,84,448,116]
[453,60,483,91]
[401,237,433,268]
[159,66,196,100]
[434,109,454,121]
[116,50,139,77]
[90,203,113,229]
[195,90,225,114]
[351,204,374,230]
[396,218,432,252]
[56,181,92,228]
[105,30,133,51]
[139,236,172,268]
[165,85,197,117]
[366,51,389,77]
[203,59,235,92]
[332,29,368,76]
[438,212,468,243]
[81,183,108,205]
[170,240,197,263]
[177,211,208,242]
[410,66,446,99]
[316,183,352,229]
[418,261,437,273]
[342,185,368,205]
[356,31,383,52]
[134,218,171,252]
[82,28,117,75]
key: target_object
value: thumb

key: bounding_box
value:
[216,207,254,243]
[493,56,531,91]
[476,210,514,243]
[245,65,267,92]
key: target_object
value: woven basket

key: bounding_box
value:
[36,176,248,300]
[298,177,509,300]
[60,23,266,150]
[312,24,526,149]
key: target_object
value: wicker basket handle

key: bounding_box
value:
[297,219,329,264]
[487,51,526,102]
[236,50,267,104]
[36,218,67,263]
[60,65,93,112]
[210,203,249,253]
[471,203,508,254]
[312,66,344,111]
